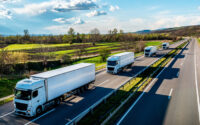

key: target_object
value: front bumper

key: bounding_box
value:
[15,109,32,117]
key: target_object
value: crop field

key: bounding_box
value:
[1,41,169,62]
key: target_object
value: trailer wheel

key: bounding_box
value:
[36,106,42,116]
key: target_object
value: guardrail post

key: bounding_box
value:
[104,98,107,103]
[73,121,77,125]
[90,108,94,114]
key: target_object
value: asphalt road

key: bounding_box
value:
[0,40,185,125]
[118,38,200,125]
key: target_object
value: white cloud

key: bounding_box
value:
[86,10,107,17]
[45,15,200,34]
[53,0,97,12]
[109,5,119,12]
[13,1,54,15]
[53,17,84,24]
[13,0,97,16]
[0,0,21,3]
[0,5,12,19]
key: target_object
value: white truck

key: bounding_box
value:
[162,42,169,49]
[144,46,157,57]
[14,63,95,117]
[107,52,134,74]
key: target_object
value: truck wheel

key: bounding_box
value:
[55,98,61,106]
[36,107,42,116]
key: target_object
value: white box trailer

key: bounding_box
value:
[107,52,134,74]
[14,63,95,117]
[162,42,169,49]
[144,46,157,57]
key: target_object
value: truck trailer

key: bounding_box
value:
[107,52,134,74]
[14,63,95,117]
[162,42,169,49]
[144,46,157,57]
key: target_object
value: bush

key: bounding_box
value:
[98,47,111,62]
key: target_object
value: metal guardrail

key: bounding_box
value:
[66,40,188,125]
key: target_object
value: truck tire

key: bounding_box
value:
[55,98,61,106]
[36,106,42,116]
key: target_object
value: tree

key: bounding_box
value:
[112,28,118,34]
[67,28,75,44]
[76,33,82,43]
[99,47,111,62]
[58,54,71,64]
[90,28,100,46]
[23,29,30,41]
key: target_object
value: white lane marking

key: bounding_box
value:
[180,63,183,66]
[194,40,200,124]
[117,44,183,125]
[0,110,14,119]
[97,80,109,86]
[168,88,173,99]
[24,108,55,125]
[117,64,170,125]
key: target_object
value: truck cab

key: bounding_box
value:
[107,56,120,74]
[14,78,45,117]
[144,46,157,57]
[162,42,169,49]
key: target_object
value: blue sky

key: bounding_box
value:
[1,0,200,35]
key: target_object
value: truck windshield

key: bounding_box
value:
[145,49,150,52]
[107,61,117,66]
[15,89,32,100]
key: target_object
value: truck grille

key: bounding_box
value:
[107,67,114,71]
[15,102,28,111]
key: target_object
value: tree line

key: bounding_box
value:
[0,28,179,45]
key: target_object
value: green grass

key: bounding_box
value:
[0,78,22,98]
[0,96,14,106]
[145,41,163,46]
[3,43,91,51]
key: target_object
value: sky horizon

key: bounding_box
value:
[1,0,200,35]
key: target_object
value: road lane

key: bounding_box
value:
[118,39,199,125]
[0,40,185,125]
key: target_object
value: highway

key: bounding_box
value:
[117,38,199,125]
[0,40,185,125]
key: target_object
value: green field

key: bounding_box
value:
[3,43,92,51]
[145,41,163,46]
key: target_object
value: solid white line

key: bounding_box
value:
[116,63,171,125]
[24,108,55,125]
[117,43,183,125]
[0,110,14,119]
[97,80,110,86]
[168,88,173,99]
[194,40,200,124]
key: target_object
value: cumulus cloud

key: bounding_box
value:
[86,10,107,17]
[53,0,97,12]
[13,1,54,15]
[45,15,200,34]
[13,0,97,15]
[0,5,12,19]
[109,5,119,12]
[0,0,21,3]
[53,17,84,24]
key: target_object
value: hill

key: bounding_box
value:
[151,25,200,36]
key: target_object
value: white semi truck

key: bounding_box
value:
[14,63,95,117]
[144,46,157,57]
[162,42,169,49]
[107,52,134,74]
